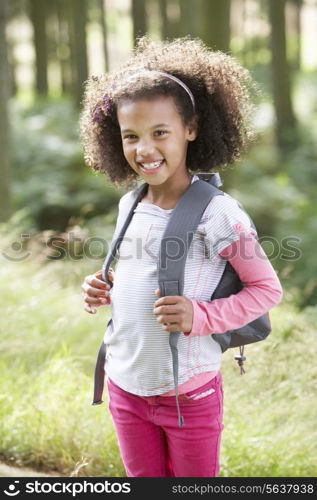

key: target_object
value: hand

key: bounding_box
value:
[81,268,114,314]
[153,288,193,333]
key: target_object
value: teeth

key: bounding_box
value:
[140,161,163,170]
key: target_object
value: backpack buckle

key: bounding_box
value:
[197,172,222,187]
[234,347,246,375]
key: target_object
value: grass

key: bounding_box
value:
[220,302,317,476]
[0,254,316,477]
[0,255,124,477]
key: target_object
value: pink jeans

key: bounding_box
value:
[107,373,224,477]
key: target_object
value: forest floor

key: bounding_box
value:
[0,461,62,477]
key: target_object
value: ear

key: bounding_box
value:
[187,115,198,141]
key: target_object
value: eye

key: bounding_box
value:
[154,130,168,137]
[123,134,138,141]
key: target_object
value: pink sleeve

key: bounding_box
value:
[185,233,283,337]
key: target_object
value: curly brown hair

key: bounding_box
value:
[80,36,258,189]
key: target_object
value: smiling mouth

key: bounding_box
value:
[139,160,165,173]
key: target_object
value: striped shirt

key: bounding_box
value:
[103,175,260,396]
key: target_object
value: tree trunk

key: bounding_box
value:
[7,40,17,96]
[67,0,89,107]
[29,0,48,95]
[56,0,72,95]
[199,0,231,52]
[99,0,109,72]
[268,0,297,150]
[72,0,89,106]
[0,0,11,221]
[294,0,303,71]
[167,0,181,39]
[179,0,199,36]
[45,0,62,96]
[158,0,168,39]
[132,0,147,45]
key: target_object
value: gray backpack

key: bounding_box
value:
[92,174,271,427]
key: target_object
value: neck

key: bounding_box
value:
[145,172,193,207]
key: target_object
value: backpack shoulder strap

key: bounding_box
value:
[101,183,148,283]
[158,179,223,297]
[94,184,147,405]
[158,178,223,427]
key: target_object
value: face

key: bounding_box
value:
[117,96,197,187]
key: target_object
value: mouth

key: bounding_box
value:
[138,160,165,175]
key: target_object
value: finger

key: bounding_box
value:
[84,294,110,305]
[82,284,108,298]
[154,297,180,308]
[83,278,110,291]
[156,313,179,324]
[83,289,110,303]
[84,303,97,314]
[161,322,180,332]
[155,288,160,297]
[82,275,104,290]
[95,268,115,281]
[82,284,109,297]
[153,304,181,315]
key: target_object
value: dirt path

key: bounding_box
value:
[0,462,62,478]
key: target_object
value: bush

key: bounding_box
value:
[11,98,123,231]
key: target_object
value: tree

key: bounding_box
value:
[268,0,297,151]
[289,0,303,72]
[199,0,231,52]
[67,0,89,106]
[29,0,48,95]
[164,0,181,39]
[0,0,11,221]
[99,0,109,73]
[6,0,21,96]
[132,0,147,44]
[56,0,73,95]
[158,0,168,39]
[179,0,200,36]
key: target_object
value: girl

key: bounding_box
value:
[80,37,283,477]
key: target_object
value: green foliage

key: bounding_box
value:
[0,253,125,476]
[219,71,317,307]
[221,303,317,477]
[10,98,122,231]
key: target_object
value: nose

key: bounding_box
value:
[136,138,156,159]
